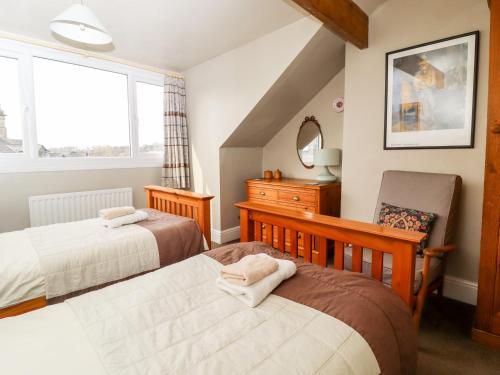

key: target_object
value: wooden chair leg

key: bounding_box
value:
[413,254,431,330]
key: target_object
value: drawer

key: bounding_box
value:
[278,189,316,205]
[248,186,278,201]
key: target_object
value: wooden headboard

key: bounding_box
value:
[145,185,214,247]
[236,201,425,308]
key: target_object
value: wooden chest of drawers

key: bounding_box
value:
[246,178,341,264]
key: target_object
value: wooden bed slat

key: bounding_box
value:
[240,208,254,242]
[352,245,363,273]
[290,230,298,258]
[255,222,263,241]
[277,226,285,252]
[318,237,328,267]
[371,250,384,281]
[303,233,312,263]
[334,241,345,270]
[265,223,273,246]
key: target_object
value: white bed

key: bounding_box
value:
[0,209,209,315]
[0,218,160,309]
[0,253,380,375]
[0,230,46,307]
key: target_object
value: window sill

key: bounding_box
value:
[0,156,163,173]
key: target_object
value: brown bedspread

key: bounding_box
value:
[48,209,204,304]
[137,208,204,267]
[205,241,417,375]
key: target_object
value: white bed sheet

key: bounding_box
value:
[0,303,106,375]
[0,254,380,375]
[0,230,45,308]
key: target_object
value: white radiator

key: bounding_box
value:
[29,187,133,227]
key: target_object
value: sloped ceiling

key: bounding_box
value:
[221,0,387,148]
[0,0,386,72]
[222,26,345,147]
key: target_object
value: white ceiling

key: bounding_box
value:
[0,0,386,72]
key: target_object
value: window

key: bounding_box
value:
[0,55,23,154]
[33,58,130,158]
[136,81,164,154]
[0,38,165,172]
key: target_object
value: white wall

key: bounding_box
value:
[219,148,263,230]
[341,0,490,284]
[263,69,344,179]
[0,168,161,232]
[184,17,322,230]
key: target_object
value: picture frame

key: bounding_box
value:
[384,31,479,150]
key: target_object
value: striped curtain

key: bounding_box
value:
[162,76,191,189]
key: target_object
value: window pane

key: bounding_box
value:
[136,82,163,154]
[33,58,130,158]
[0,56,23,154]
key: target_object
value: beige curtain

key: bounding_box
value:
[162,76,191,189]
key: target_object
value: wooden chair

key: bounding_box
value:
[343,170,462,328]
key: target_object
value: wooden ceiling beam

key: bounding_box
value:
[292,0,369,49]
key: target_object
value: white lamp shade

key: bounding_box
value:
[314,148,340,166]
[50,4,112,45]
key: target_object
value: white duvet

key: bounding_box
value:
[0,230,45,307]
[0,254,380,375]
[0,219,159,307]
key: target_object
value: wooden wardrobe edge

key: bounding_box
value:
[0,297,47,319]
[471,328,500,351]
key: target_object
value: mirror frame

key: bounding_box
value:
[296,116,324,169]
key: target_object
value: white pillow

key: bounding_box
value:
[101,210,148,229]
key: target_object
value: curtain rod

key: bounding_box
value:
[0,31,184,79]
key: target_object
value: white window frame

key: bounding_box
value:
[0,38,164,173]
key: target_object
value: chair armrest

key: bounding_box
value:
[423,244,456,257]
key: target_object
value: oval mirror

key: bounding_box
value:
[297,116,323,169]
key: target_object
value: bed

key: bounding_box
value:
[0,202,420,375]
[0,185,214,318]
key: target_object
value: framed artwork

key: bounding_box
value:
[384,31,479,149]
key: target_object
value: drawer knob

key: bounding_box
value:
[260,191,266,196]
[492,124,500,134]
[292,195,300,201]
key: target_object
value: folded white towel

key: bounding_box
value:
[216,257,296,307]
[99,206,135,220]
[101,210,148,229]
[221,253,279,286]
[99,206,136,220]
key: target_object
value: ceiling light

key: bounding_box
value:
[50,2,112,45]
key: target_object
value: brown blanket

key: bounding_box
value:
[137,208,204,267]
[48,209,204,304]
[206,241,417,375]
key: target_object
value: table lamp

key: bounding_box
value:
[313,148,340,181]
